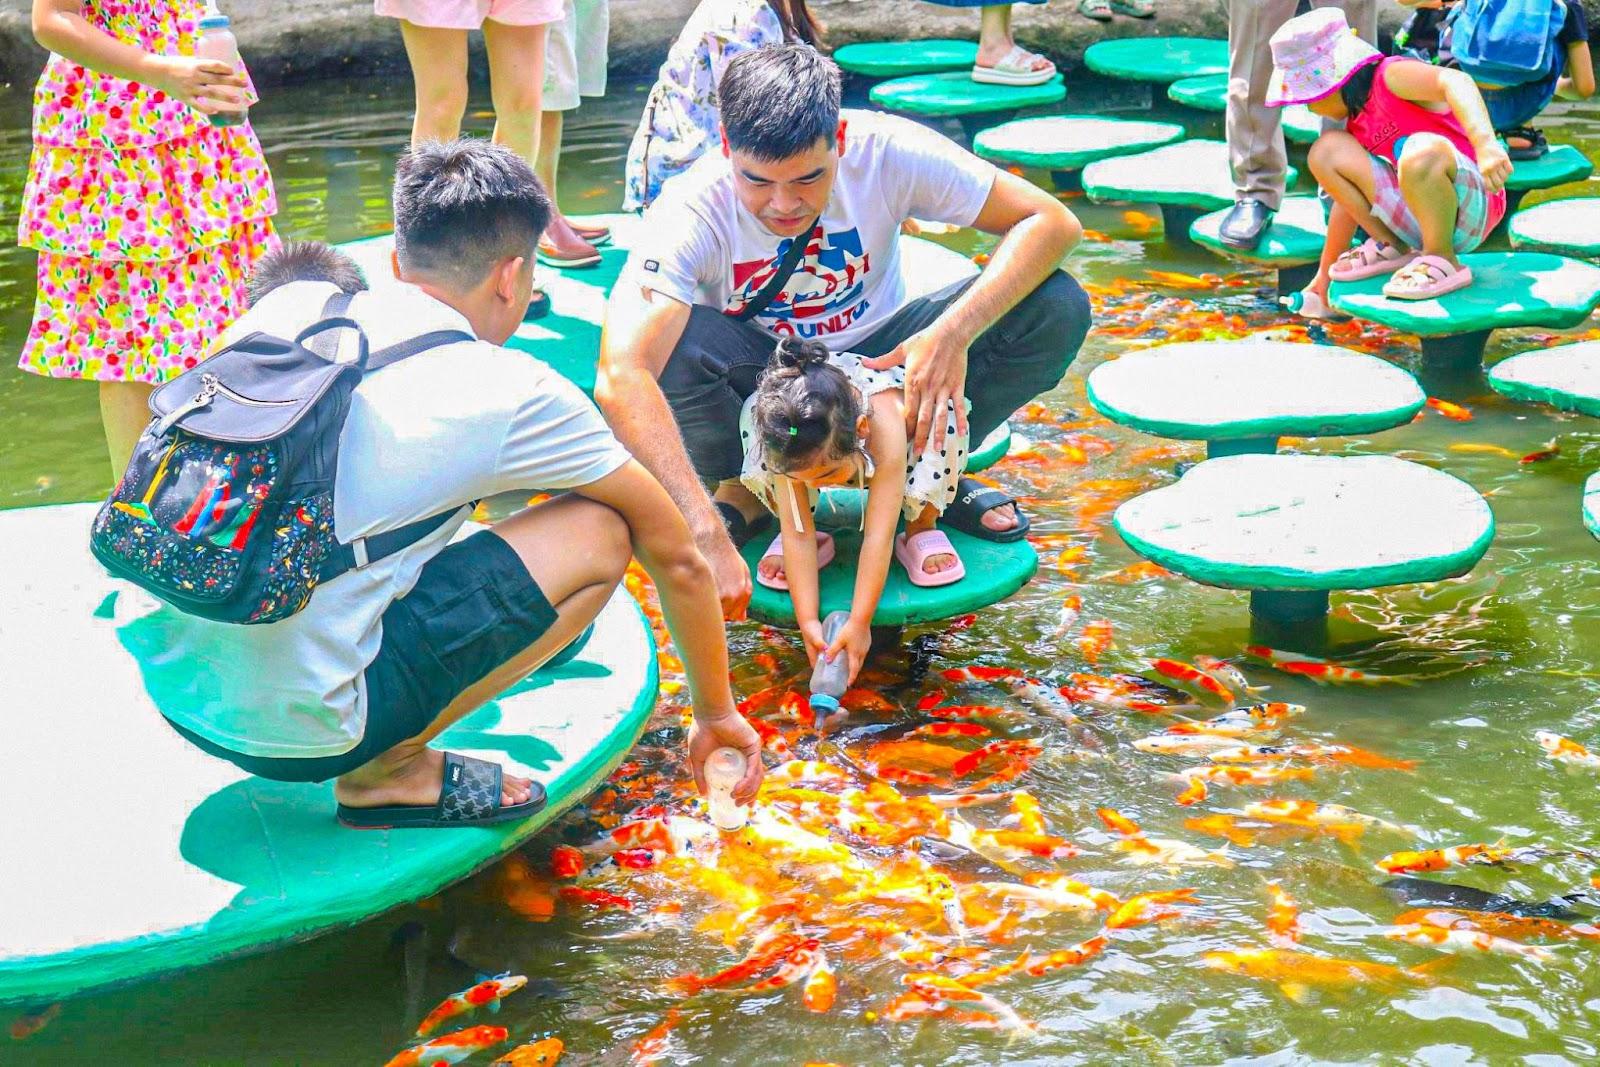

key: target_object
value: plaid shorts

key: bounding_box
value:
[1368,137,1505,253]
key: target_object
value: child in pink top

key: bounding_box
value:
[1267,8,1511,306]
[22,0,278,480]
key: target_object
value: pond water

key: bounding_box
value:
[4,68,1600,1066]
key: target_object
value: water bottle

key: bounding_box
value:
[195,4,248,128]
[704,747,749,831]
[808,610,852,726]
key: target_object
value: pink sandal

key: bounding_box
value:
[1381,255,1474,301]
[755,532,836,591]
[1328,238,1418,282]
[894,529,967,588]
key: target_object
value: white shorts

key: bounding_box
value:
[544,0,609,111]
[375,0,563,29]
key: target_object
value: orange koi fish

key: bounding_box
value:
[664,933,807,996]
[982,873,1120,914]
[1106,890,1197,930]
[927,789,1019,809]
[1135,733,1252,757]
[1266,882,1301,947]
[953,739,1044,777]
[549,845,586,879]
[899,974,1037,1037]
[1386,923,1552,961]
[802,952,838,1012]
[1006,791,1046,833]
[1242,798,1410,837]
[968,827,1081,861]
[1144,269,1219,290]
[1375,842,1540,874]
[719,937,824,996]
[1061,672,1196,712]
[911,722,992,739]
[1194,654,1268,695]
[768,759,849,784]
[746,714,795,759]
[1393,909,1600,942]
[492,1038,564,1067]
[1150,658,1234,703]
[1098,807,1142,837]
[1165,703,1304,738]
[1102,561,1174,584]
[1054,545,1088,573]
[583,816,715,858]
[1077,620,1115,663]
[1448,443,1520,459]
[1175,764,1317,788]
[922,703,1017,721]
[1520,446,1560,464]
[559,886,636,911]
[1242,646,1417,686]
[1025,935,1111,974]
[941,665,1024,685]
[8,1003,59,1041]
[629,1009,681,1067]
[841,688,897,713]
[955,949,1035,988]
[1175,778,1208,806]
[384,1026,509,1067]
[1203,948,1440,1002]
[1183,813,1266,848]
[1425,397,1474,421]
[1054,594,1084,636]
[417,976,527,1037]
[1100,807,1234,867]
[1123,210,1160,234]
[1537,731,1600,769]
[1206,743,1416,771]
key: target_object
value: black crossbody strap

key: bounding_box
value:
[362,329,476,372]
[730,220,816,322]
[317,505,471,583]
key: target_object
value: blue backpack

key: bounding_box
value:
[1449,0,1567,86]
[91,292,473,624]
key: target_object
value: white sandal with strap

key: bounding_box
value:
[972,44,1057,86]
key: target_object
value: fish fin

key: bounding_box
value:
[1278,981,1312,1004]
[1408,956,1454,982]
[487,1001,501,1015]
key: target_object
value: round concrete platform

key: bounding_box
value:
[973,115,1186,173]
[869,70,1066,117]
[1508,198,1600,259]
[1084,37,1229,84]
[1166,74,1322,144]
[1488,341,1600,417]
[1191,194,1329,268]
[834,39,979,78]
[1083,139,1299,212]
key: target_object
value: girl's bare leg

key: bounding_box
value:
[1307,130,1406,248]
[1396,134,1462,265]
[100,380,155,482]
[398,22,469,146]
[483,19,549,165]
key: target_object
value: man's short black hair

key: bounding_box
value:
[247,239,368,306]
[393,139,551,291]
[719,43,842,162]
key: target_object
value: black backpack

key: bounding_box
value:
[91,292,473,624]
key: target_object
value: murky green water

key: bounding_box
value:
[5,70,1600,1066]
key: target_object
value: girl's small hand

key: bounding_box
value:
[1475,141,1512,193]
[799,617,827,667]
[825,615,873,688]
[149,55,245,114]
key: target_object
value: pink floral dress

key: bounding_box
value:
[17,0,278,384]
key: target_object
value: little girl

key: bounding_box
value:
[22,0,278,480]
[1269,8,1510,309]
[741,337,967,684]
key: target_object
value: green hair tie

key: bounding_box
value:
[788,426,799,436]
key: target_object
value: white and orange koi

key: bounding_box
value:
[491,1037,564,1067]
[1106,890,1197,929]
[1175,778,1208,806]
[953,739,1044,777]
[1537,731,1600,770]
[1024,935,1110,973]
[1174,764,1317,788]
[1054,594,1083,637]
[1393,909,1600,942]
[582,817,715,859]
[802,951,838,1012]
[1242,798,1411,837]
[1164,703,1305,739]
[1266,882,1300,947]
[1385,923,1552,961]
[1206,743,1416,771]
[1375,842,1542,874]
[1005,791,1047,834]
[1150,658,1234,703]
[417,977,529,1036]
[1241,647,1418,686]
[1098,807,1234,868]
[1134,733,1249,757]
[926,790,1019,809]
[899,974,1037,1037]
[721,938,825,996]
[384,1026,509,1067]
[1194,655,1268,696]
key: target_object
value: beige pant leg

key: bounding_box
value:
[1227,0,1300,209]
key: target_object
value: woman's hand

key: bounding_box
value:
[798,616,827,667]
[1474,139,1513,194]
[686,709,765,804]
[824,614,874,689]
[147,54,245,114]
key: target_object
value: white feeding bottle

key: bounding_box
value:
[704,746,749,831]
[194,2,249,127]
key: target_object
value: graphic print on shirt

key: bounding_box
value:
[729,226,873,339]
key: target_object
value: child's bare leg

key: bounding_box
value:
[483,20,549,165]
[714,480,765,523]
[905,503,958,574]
[1396,134,1461,266]
[536,109,599,259]
[100,380,155,482]
[398,22,468,146]
[1307,131,1406,249]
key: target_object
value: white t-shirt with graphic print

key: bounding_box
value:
[623,108,998,351]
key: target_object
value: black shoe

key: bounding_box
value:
[1218,199,1275,251]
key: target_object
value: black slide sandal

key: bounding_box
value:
[941,477,1031,543]
[337,752,547,830]
[714,500,773,548]
[1504,127,1548,162]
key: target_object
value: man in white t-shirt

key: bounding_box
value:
[142,141,762,827]
[599,44,1090,619]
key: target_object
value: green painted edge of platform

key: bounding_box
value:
[1506,144,1595,192]
[1111,475,1496,592]
[1487,348,1600,417]
[1328,252,1600,336]
[868,72,1066,116]
[1082,37,1230,83]
[834,39,979,77]
[1190,197,1328,267]
[1085,363,1424,442]
[1166,73,1226,112]
[743,517,1037,627]
[1083,155,1299,211]
[0,553,659,1007]
[1508,199,1600,258]
[971,118,1186,171]
[965,421,1013,473]
[1584,471,1600,540]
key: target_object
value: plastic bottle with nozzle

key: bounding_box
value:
[807,610,852,726]
[704,747,749,831]
[195,2,249,128]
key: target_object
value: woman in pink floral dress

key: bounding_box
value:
[22,0,279,480]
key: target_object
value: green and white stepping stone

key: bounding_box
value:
[1330,252,1600,374]
[1509,198,1600,258]
[1584,471,1600,540]
[1113,454,1494,623]
[742,489,1038,628]
[0,503,658,1006]
[1166,74,1323,144]
[966,420,1015,473]
[1087,340,1424,458]
[870,71,1066,137]
[834,39,979,78]
[1488,341,1600,417]
[1191,194,1332,293]
[1083,140,1298,244]
[340,219,979,399]
[973,115,1186,188]
[1503,144,1595,220]
[1083,37,1228,84]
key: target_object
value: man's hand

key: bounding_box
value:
[824,614,874,689]
[862,324,969,454]
[687,709,765,803]
[698,525,752,621]
[1474,140,1512,194]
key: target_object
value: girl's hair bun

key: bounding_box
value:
[773,336,831,371]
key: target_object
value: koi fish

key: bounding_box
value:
[383,1026,509,1067]
[548,845,585,879]
[1007,677,1082,724]
[1242,798,1411,837]
[1106,890,1197,930]
[1425,397,1474,421]
[630,1009,681,1066]
[1164,703,1305,738]
[1375,842,1542,874]
[956,949,1036,988]
[922,703,1017,721]
[1006,791,1046,834]
[1077,620,1115,663]
[1143,270,1219,289]
[953,740,1044,777]
[1025,935,1111,973]
[928,789,1019,809]
[1206,743,1416,771]
[1061,673,1197,713]
[1537,731,1600,769]
[664,932,808,996]
[911,722,992,739]
[1448,443,1519,459]
[1102,561,1174,584]
[1175,764,1317,788]
[768,759,850,784]
[1054,594,1083,636]
[583,817,716,858]
[1385,923,1552,960]
[1099,807,1234,867]
[1183,813,1266,848]
[559,886,635,911]
[1242,647,1418,686]
[1520,446,1560,464]
[1098,807,1143,837]
[1055,545,1089,573]
[1194,655,1268,695]
[492,1038,564,1067]
[417,976,527,1037]
[1392,909,1600,942]
[1175,778,1208,806]
[1266,882,1300,947]
[899,974,1037,1037]
[802,952,838,1012]
[941,666,1024,685]
[1134,733,1251,757]
[841,688,897,713]
[722,938,824,996]
[974,874,1120,914]
[1150,658,1233,703]
[1242,645,1325,666]
[1202,948,1440,1002]
[8,1004,59,1041]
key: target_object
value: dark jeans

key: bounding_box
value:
[658,270,1093,482]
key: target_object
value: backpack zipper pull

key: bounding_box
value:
[152,375,219,437]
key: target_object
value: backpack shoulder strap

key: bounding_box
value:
[317,505,471,583]
[362,329,477,372]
